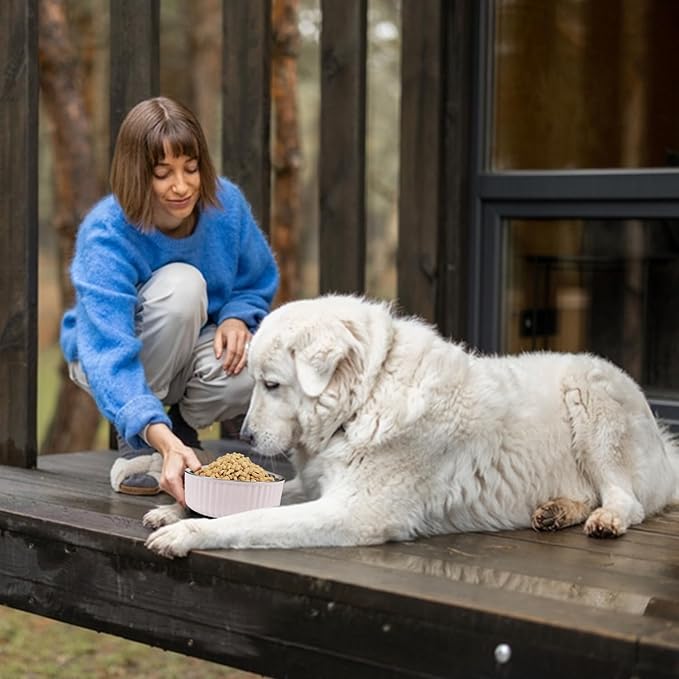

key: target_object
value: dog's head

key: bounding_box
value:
[242,296,386,457]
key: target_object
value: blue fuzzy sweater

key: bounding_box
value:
[60,178,279,448]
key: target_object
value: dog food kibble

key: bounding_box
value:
[195,453,274,482]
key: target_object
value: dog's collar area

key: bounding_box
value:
[333,410,360,438]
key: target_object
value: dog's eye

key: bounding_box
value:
[264,381,280,391]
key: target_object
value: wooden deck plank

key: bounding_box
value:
[632,509,679,536]
[4,464,677,632]
[10,456,679,600]
[309,536,679,611]
[0,488,670,644]
[6,453,679,611]
[15,453,679,601]
[4,464,675,621]
[0,501,645,679]
[1,451,679,677]
[5,454,679,616]
[490,521,679,565]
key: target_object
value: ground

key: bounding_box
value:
[0,605,262,678]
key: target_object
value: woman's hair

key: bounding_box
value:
[110,96,220,229]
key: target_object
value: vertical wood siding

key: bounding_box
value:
[0,0,473,465]
[0,0,38,467]
[222,0,272,237]
[319,0,367,295]
[109,0,160,153]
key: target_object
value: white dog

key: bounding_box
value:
[144,295,679,558]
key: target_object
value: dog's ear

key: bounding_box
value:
[294,321,360,397]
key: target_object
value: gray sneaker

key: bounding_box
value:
[110,406,202,495]
[110,434,162,495]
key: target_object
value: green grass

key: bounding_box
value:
[0,605,260,678]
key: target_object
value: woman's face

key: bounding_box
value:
[151,142,201,235]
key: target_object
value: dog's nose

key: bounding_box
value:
[240,425,255,446]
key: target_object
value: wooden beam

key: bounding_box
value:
[319,0,367,295]
[437,0,475,338]
[222,0,272,236]
[399,0,475,336]
[221,0,272,440]
[108,0,160,449]
[0,0,38,467]
[398,0,443,323]
[109,0,160,155]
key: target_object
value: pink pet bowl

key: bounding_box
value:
[184,468,285,518]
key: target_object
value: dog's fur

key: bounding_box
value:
[144,295,679,558]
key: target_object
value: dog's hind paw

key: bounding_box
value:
[532,497,591,532]
[532,502,567,531]
[142,502,187,529]
[584,508,624,538]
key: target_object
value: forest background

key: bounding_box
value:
[38,0,400,453]
[6,0,401,676]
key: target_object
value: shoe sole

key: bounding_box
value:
[118,484,161,496]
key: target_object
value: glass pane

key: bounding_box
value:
[492,0,679,170]
[503,219,679,395]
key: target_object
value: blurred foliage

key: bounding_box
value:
[38,0,402,443]
[38,0,400,440]
[38,0,401,341]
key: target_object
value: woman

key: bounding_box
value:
[60,96,279,505]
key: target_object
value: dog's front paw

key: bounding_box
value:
[145,519,207,558]
[584,508,624,538]
[142,502,187,529]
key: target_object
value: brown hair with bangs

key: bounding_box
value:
[110,96,220,230]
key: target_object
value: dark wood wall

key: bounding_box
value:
[0,0,39,468]
[399,0,474,336]
[0,0,475,466]
[109,0,160,157]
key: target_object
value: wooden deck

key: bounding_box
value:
[1,446,679,678]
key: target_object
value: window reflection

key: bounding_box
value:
[493,0,679,170]
[503,219,679,393]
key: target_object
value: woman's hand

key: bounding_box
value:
[146,422,201,506]
[214,317,251,375]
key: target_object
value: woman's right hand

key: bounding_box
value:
[146,422,202,505]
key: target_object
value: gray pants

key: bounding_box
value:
[69,262,254,432]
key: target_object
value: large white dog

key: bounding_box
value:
[144,295,679,558]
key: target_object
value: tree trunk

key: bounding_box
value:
[271,0,302,305]
[39,0,102,453]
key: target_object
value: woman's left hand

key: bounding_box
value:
[214,318,251,375]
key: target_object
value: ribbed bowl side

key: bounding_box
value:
[185,471,285,518]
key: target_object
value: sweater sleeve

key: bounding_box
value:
[70,222,170,448]
[216,185,280,330]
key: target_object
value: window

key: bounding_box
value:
[503,218,679,395]
[492,0,679,170]
[468,0,679,426]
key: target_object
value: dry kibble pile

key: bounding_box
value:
[195,452,274,482]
